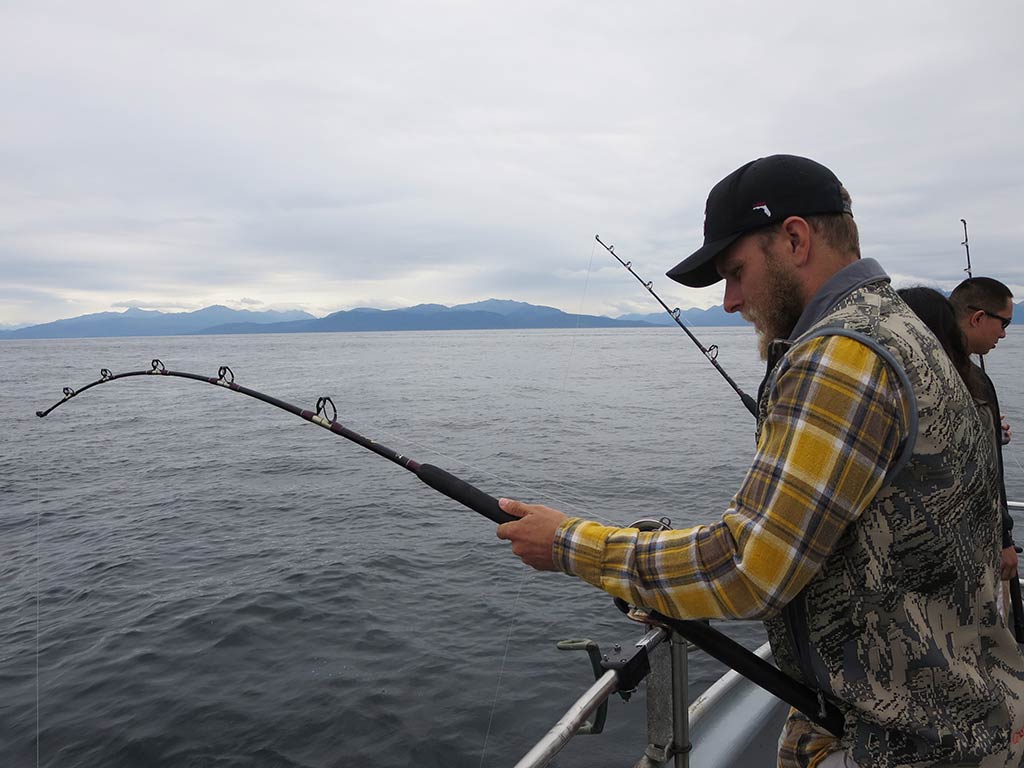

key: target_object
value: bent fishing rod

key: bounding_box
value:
[36,359,515,525]
[595,235,757,417]
[37,358,843,734]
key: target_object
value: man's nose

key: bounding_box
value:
[723,281,742,314]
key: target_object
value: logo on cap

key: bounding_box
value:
[752,203,771,217]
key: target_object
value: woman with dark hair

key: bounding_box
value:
[898,286,979,397]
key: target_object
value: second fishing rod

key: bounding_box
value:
[595,235,757,417]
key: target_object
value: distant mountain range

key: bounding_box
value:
[0,299,749,340]
[0,306,319,340]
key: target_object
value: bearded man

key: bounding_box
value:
[497,155,1024,767]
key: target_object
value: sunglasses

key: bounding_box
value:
[968,305,1012,330]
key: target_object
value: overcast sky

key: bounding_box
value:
[2,1,1022,327]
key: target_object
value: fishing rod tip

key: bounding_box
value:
[35,410,45,418]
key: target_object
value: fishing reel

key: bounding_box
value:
[614,517,672,625]
[554,515,676,734]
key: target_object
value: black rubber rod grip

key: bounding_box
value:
[416,463,516,524]
[740,391,758,417]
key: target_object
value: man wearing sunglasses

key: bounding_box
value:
[951,277,1017,581]
[952,276,1014,353]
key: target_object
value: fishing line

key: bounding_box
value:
[558,238,598,394]
[35,356,619,768]
[478,240,618,760]
[35,361,849,745]
[35,454,41,767]
[1008,442,1024,482]
[477,563,531,768]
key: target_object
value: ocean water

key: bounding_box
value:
[2,327,1022,768]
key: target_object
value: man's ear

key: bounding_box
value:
[780,216,812,267]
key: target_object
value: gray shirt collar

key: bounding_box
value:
[789,258,890,340]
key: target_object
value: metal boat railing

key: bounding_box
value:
[512,618,779,768]
[513,627,670,768]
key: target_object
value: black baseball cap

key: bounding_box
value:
[666,154,852,287]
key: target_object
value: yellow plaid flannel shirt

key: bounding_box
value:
[552,333,909,621]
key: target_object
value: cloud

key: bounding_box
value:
[1,1,1022,325]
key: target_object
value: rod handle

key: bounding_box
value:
[416,463,515,524]
[740,391,758,417]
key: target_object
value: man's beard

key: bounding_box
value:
[741,255,805,360]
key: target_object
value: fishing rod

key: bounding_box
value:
[961,218,973,279]
[36,358,843,736]
[595,235,757,417]
[961,218,988,374]
[36,359,516,525]
[962,223,999,444]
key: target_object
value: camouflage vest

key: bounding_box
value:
[758,280,1024,767]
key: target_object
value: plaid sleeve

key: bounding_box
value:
[552,334,909,620]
